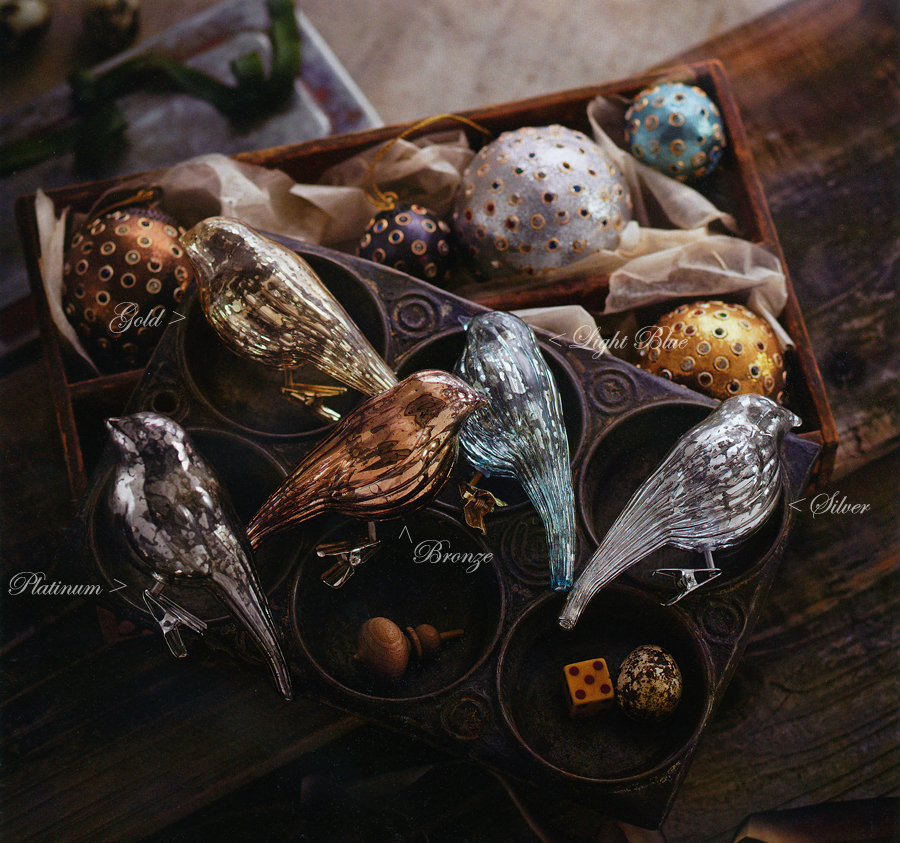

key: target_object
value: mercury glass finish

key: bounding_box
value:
[246,370,484,548]
[559,394,801,629]
[106,411,293,701]
[455,311,576,592]
[182,217,397,397]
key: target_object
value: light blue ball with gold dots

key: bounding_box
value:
[625,82,726,182]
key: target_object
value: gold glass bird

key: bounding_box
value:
[246,370,484,549]
[182,217,398,421]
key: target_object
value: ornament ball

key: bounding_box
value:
[625,82,726,181]
[358,203,454,285]
[62,206,194,373]
[637,300,788,403]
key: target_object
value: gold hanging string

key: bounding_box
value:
[363,113,493,211]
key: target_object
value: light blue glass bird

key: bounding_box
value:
[455,311,576,592]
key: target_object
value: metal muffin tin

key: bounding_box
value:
[60,239,821,829]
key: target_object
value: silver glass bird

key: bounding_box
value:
[559,394,802,629]
[455,311,576,592]
[182,217,397,421]
[106,411,293,701]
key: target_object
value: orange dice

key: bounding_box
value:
[563,658,615,717]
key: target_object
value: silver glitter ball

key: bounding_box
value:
[451,125,633,280]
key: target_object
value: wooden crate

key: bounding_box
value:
[15,59,837,499]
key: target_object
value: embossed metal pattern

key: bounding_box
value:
[455,312,576,592]
[246,370,484,547]
[182,217,397,396]
[106,411,292,700]
[559,394,802,629]
[61,238,821,830]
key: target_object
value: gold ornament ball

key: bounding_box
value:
[636,300,787,402]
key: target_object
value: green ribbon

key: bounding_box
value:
[0,0,302,176]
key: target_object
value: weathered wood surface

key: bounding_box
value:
[663,0,900,481]
[660,0,900,836]
[1,0,897,841]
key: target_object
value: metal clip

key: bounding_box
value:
[654,548,722,605]
[281,368,346,422]
[143,582,208,658]
[317,523,380,588]
[459,477,506,534]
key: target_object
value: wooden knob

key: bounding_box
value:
[353,617,410,679]
[354,617,465,679]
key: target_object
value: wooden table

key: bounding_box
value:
[2,0,897,840]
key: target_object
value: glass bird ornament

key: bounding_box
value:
[106,411,293,701]
[455,311,576,592]
[182,217,397,421]
[559,394,801,629]
[246,370,484,549]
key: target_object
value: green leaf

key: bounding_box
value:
[0,1,303,174]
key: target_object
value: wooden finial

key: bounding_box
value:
[354,617,465,679]
[405,624,465,660]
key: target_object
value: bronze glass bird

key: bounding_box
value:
[246,370,484,548]
[559,394,801,629]
[182,217,397,420]
[106,412,293,700]
[455,311,576,592]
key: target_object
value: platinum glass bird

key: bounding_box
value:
[559,394,801,629]
[455,311,576,592]
[106,411,293,700]
[246,370,484,549]
[182,217,397,420]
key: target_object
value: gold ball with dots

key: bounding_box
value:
[636,300,788,402]
[61,207,194,373]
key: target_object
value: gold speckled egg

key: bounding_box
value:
[616,645,682,721]
[61,207,194,373]
[636,300,787,402]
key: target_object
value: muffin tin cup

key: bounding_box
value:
[58,241,822,828]
[291,511,505,704]
[496,586,711,783]
[577,402,788,600]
